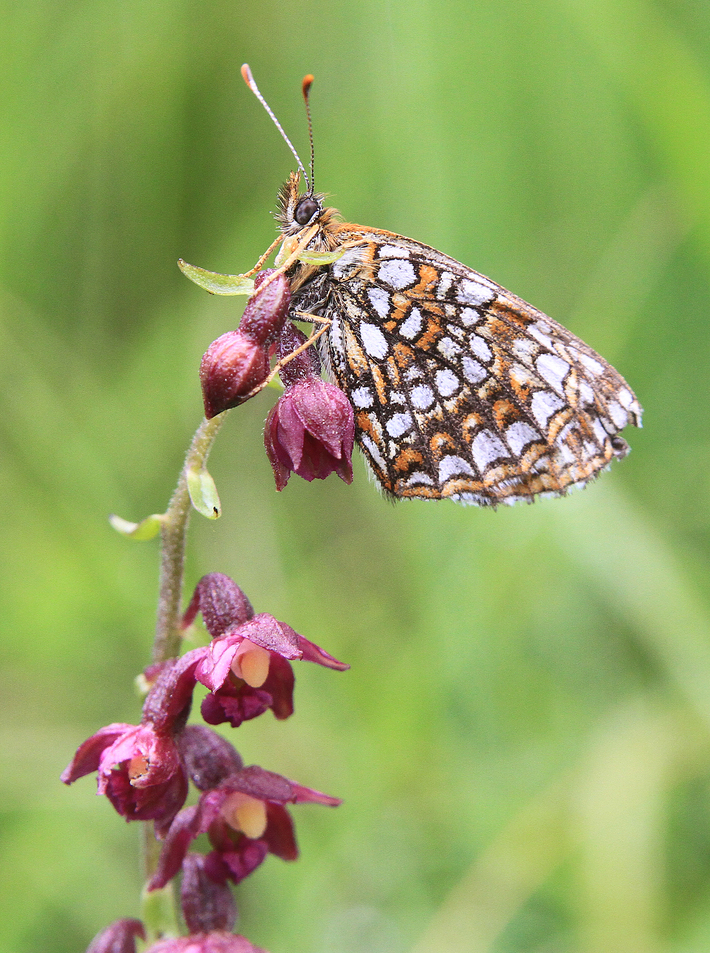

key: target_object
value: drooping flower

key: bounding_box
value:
[61,652,203,834]
[183,574,348,727]
[264,323,354,489]
[149,761,341,890]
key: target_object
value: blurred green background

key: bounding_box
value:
[2,0,710,951]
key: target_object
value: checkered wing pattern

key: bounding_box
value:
[291,225,641,505]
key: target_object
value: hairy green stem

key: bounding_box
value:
[153,414,225,664]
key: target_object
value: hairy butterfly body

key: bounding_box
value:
[247,67,642,505]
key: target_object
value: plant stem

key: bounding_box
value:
[142,414,225,894]
[153,414,225,664]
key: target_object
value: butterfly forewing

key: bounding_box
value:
[280,175,641,505]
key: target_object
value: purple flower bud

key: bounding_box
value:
[239,270,290,347]
[182,574,254,637]
[179,725,243,791]
[199,331,270,419]
[181,854,237,935]
[86,918,145,953]
[275,320,321,384]
[199,272,291,418]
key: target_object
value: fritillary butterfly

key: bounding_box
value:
[243,66,642,506]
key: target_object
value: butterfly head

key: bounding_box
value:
[276,171,331,237]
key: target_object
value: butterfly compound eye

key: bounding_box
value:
[294,196,319,225]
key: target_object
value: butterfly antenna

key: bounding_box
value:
[302,73,315,192]
[241,64,311,191]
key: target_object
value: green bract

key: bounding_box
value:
[178,259,256,296]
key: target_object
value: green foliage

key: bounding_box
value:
[1,1,709,951]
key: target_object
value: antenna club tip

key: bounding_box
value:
[302,74,314,98]
[241,63,254,88]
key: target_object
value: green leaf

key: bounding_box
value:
[108,513,163,540]
[186,465,221,519]
[177,259,256,295]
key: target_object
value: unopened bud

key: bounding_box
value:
[199,330,269,418]
[240,269,291,347]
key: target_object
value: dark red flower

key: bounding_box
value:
[149,765,341,890]
[264,323,354,489]
[61,653,204,835]
[183,574,348,727]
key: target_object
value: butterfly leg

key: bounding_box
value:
[242,235,286,278]
[240,316,332,401]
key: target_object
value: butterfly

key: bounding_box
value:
[242,65,642,506]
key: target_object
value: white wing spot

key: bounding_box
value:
[436,368,460,397]
[512,337,538,362]
[607,400,629,429]
[437,271,454,298]
[470,334,492,362]
[528,323,555,350]
[386,413,413,437]
[378,244,409,258]
[361,434,387,471]
[399,307,423,339]
[617,388,634,409]
[378,259,417,290]
[439,455,475,480]
[536,353,570,394]
[437,336,462,360]
[590,418,606,443]
[531,390,564,428]
[367,286,390,318]
[351,386,373,409]
[360,322,389,359]
[405,471,434,486]
[411,384,435,409]
[457,279,494,306]
[471,430,508,471]
[460,308,481,327]
[462,356,487,384]
[579,353,605,375]
[578,381,596,406]
[506,421,541,456]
